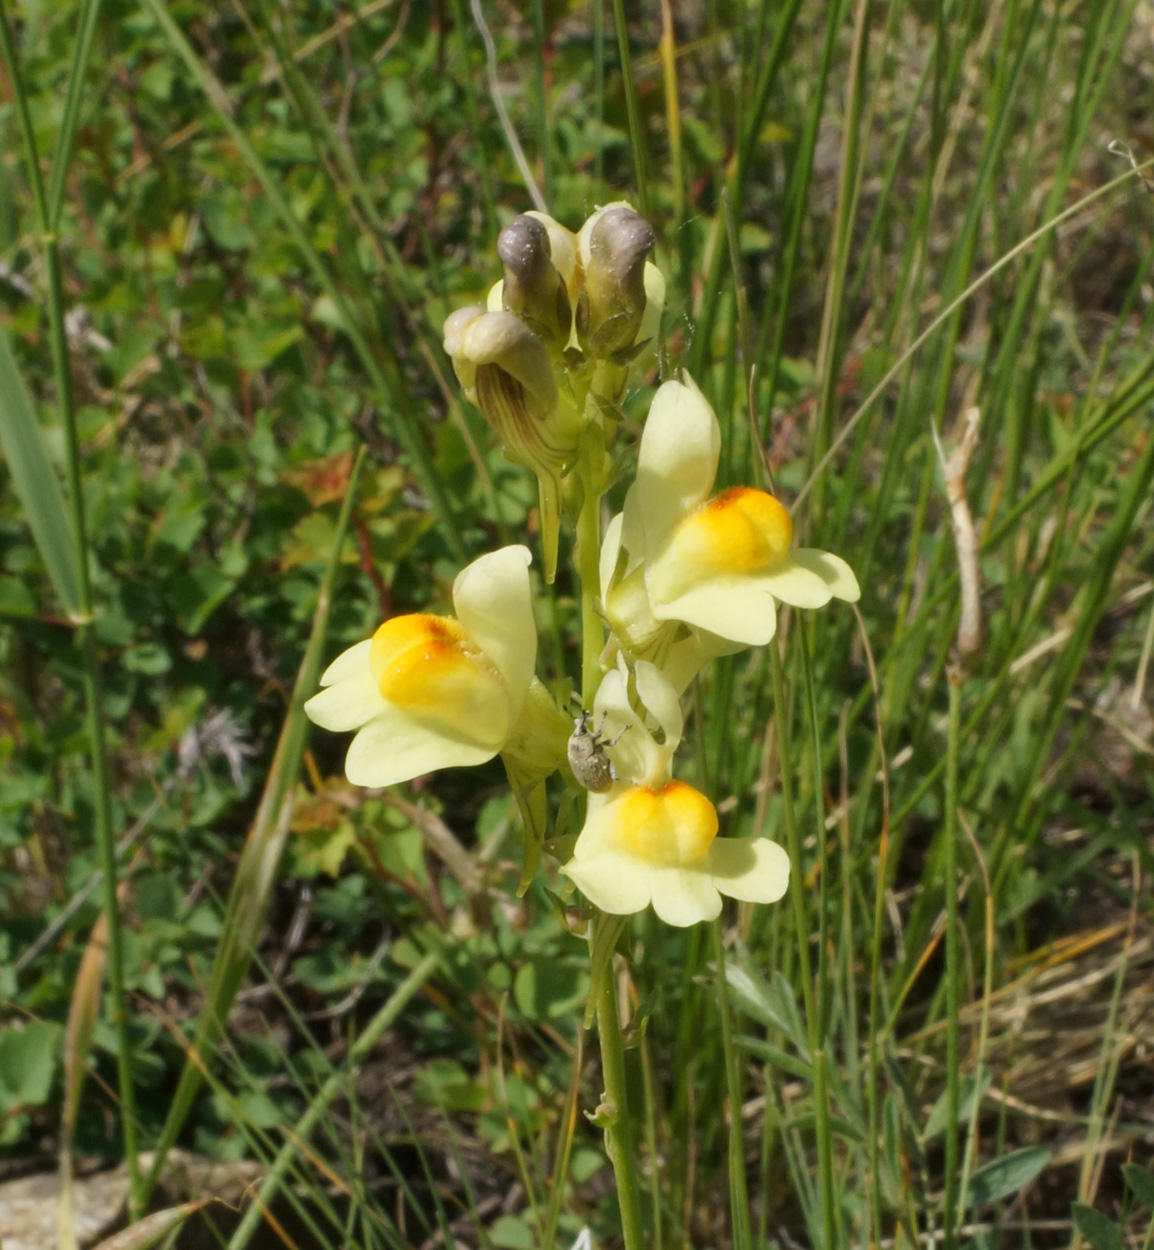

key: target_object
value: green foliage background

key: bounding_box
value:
[2,0,1154,1246]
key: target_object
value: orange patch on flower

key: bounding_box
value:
[613,781,718,866]
[693,488,793,571]
[369,614,508,745]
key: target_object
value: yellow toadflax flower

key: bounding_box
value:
[305,546,543,787]
[562,661,789,926]
[606,374,860,648]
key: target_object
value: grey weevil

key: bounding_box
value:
[567,711,627,793]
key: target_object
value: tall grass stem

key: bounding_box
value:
[610,0,649,220]
[794,156,1154,513]
[942,671,963,1248]
[226,947,444,1250]
[0,0,142,1212]
[712,919,752,1250]
[798,626,840,1249]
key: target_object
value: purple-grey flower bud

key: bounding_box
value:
[498,214,572,348]
[577,206,657,356]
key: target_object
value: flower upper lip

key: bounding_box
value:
[303,545,540,788]
[605,372,861,651]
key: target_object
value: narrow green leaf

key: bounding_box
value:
[0,323,79,613]
[723,961,808,1051]
[1123,1163,1154,1211]
[1071,1203,1126,1250]
[967,1147,1050,1208]
[45,0,104,227]
[733,1033,812,1082]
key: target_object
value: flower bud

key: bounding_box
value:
[498,214,572,348]
[577,205,657,356]
[442,305,485,401]
[461,310,565,464]
[442,307,582,583]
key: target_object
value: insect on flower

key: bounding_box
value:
[567,710,627,793]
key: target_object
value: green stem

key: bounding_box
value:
[712,920,752,1250]
[593,942,646,1250]
[768,641,815,1025]
[866,766,890,1248]
[0,0,142,1215]
[577,457,604,705]
[943,671,962,1249]
[576,433,641,1246]
[610,0,649,220]
[770,640,837,1246]
[593,0,605,195]
[797,627,839,1249]
[812,1047,838,1250]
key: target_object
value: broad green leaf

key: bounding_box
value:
[0,1021,60,1108]
[490,1216,535,1250]
[923,1070,991,1140]
[967,1147,1050,1208]
[1071,1204,1125,1250]
[1123,1163,1154,1211]
[513,957,588,1020]
[0,323,79,613]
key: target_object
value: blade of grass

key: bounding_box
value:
[751,0,847,434]
[0,0,141,1210]
[798,625,841,1250]
[793,156,1154,514]
[0,325,80,615]
[59,909,111,1250]
[226,945,445,1250]
[610,0,648,220]
[90,1202,212,1250]
[712,919,752,1250]
[44,0,103,228]
[942,672,962,1250]
[807,0,873,526]
[446,0,498,234]
[142,448,367,1204]
[691,0,803,372]
[531,0,551,204]
[469,0,546,211]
